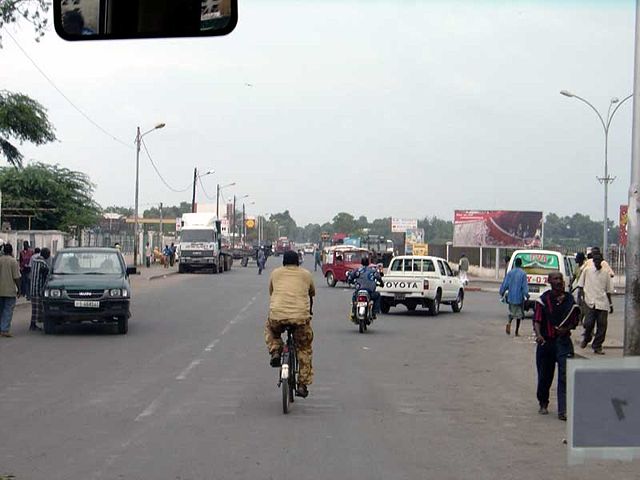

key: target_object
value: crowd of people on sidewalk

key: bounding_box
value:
[498,246,614,423]
[0,241,54,338]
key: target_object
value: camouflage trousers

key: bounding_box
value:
[264,318,314,385]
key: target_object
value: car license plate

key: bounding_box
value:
[74,300,100,308]
[394,293,406,300]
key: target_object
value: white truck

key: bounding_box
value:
[378,255,464,315]
[178,213,233,273]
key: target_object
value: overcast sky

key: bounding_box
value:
[0,0,636,226]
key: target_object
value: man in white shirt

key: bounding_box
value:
[577,252,613,354]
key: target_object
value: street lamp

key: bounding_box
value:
[242,201,255,249]
[134,122,165,267]
[232,194,249,249]
[216,182,236,218]
[560,90,633,260]
[191,168,215,213]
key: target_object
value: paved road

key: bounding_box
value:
[0,262,635,479]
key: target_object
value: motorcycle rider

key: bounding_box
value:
[348,257,382,320]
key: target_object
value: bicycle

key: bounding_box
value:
[278,325,298,414]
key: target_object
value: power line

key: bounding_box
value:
[140,138,191,193]
[5,30,133,150]
[198,176,215,200]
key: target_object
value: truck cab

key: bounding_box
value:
[178,212,231,273]
[321,246,370,287]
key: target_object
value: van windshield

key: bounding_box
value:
[513,252,560,275]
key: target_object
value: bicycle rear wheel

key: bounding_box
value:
[282,378,290,414]
[288,350,296,403]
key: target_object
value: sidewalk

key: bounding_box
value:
[15,264,178,309]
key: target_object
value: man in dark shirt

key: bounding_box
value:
[533,272,580,421]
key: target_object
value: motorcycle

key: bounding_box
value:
[353,289,374,333]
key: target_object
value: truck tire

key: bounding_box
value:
[451,290,464,313]
[178,263,186,273]
[326,272,337,287]
[380,300,391,314]
[43,315,56,335]
[429,291,441,316]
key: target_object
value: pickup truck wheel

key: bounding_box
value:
[117,316,128,335]
[452,290,464,313]
[43,315,56,335]
[326,272,337,287]
[380,300,391,314]
[429,291,441,316]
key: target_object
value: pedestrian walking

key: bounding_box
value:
[257,247,266,275]
[0,244,21,337]
[533,272,580,421]
[163,245,171,269]
[577,251,613,355]
[458,253,469,285]
[499,257,529,336]
[169,242,177,267]
[571,252,587,325]
[19,241,34,298]
[29,248,51,332]
[145,243,152,268]
[314,247,322,272]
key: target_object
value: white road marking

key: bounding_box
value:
[134,396,162,422]
[176,359,203,380]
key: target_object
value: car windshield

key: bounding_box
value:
[54,252,123,275]
[181,230,215,243]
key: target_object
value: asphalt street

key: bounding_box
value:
[0,259,636,480]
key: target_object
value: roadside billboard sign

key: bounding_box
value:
[405,228,425,255]
[391,218,418,233]
[620,205,628,247]
[453,210,543,248]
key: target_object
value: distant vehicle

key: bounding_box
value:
[321,245,370,287]
[42,247,136,334]
[378,255,464,315]
[303,244,315,255]
[505,249,575,308]
[178,212,233,273]
[274,237,294,256]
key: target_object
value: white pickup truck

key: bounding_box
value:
[378,255,464,315]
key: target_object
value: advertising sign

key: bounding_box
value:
[453,210,543,248]
[620,205,629,247]
[391,218,418,233]
[404,228,425,255]
[412,243,428,256]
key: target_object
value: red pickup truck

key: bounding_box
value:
[321,246,370,287]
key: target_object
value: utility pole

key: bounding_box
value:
[625,0,640,356]
[191,167,198,213]
[242,202,246,249]
[232,194,236,249]
[216,184,220,218]
[159,202,163,248]
[134,127,141,267]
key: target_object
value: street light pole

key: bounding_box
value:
[133,123,165,267]
[560,90,632,260]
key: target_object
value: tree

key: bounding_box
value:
[269,210,297,239]
[332,212,357,234]
[0,91,56,167]
[0,162,101,230]
[143,202,191,219]
[0,0,50,46]
[104,205,133,217]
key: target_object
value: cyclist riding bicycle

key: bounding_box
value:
[265,250,316,398]
[348,257,382,320]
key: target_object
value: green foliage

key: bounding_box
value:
[544,212,617,251]
[269,210,297,239]
[332,212,357,234]
[143,202,192,219]
[0,91,56,167]
[0,0,50,45]
[0,162,101,231]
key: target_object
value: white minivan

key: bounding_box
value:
[505,250,575,307]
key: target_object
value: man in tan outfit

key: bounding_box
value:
[265,250,315,398]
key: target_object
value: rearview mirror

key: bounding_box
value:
[126,266,138,276]
[54,0,237,40]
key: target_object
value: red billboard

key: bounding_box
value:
[453,210,543,248]
[620,205,628,247]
